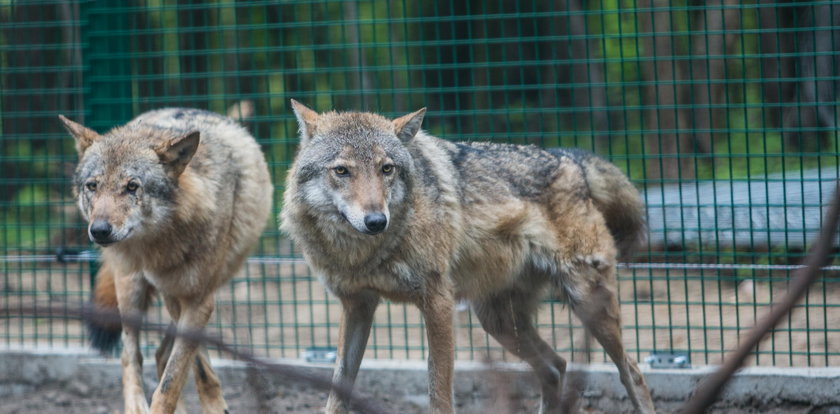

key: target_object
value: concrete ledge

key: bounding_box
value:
[1,347,838,413]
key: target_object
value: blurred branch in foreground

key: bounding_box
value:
[682,181,840,414]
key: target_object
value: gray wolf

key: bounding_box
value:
[280,100,656,414]
[60,106,273,414]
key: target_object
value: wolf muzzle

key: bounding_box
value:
[88,219,115,245]
[363,212,388,234]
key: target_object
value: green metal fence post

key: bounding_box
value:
[82,0,134,130]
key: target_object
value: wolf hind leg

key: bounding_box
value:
[156,301,227,414]
[192,346,229,414]
[156,298,191,414]
[473,289,567,414]
[566,264,656,414]
[154,329,189,414]
[150,295,216,414]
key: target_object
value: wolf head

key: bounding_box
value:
[289,100,425,236]
[59,115,199,246]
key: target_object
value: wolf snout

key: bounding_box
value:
[89,219,114,244]
[364,212,388,234]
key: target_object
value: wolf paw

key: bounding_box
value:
[173,402,189,414]
[124,395,150,414]
[199,402,229,414]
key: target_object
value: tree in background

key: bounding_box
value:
[758,1,840,151]
[2,0,839,249]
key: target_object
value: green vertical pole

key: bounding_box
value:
[82,0,133,131]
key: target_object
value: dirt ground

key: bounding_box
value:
[1,366,837,414]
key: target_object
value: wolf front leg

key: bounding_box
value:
[192,347,230,413]
[419,283,455,414]
[325,292,380,414]
[115,271,155,414]
[150,295,219,414]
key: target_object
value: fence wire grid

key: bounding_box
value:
[1,1,839,368]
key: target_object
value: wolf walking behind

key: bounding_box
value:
[281,100,656,414]
[60,106,273,414]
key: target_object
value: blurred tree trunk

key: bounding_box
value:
[550,0,609,143]
[227,6,255,103]
[267,4,299,110]
[757,1,840,150]
[343,1,374,110]
[420,0,474,133]
[388,6,408,113]
[59,2,84,117]
[637,0,693,181]
[1,3,81,201]
[756,1,796,137]
[131,0,166,113]
[1,3,74,135]
[177,0,210,108]
[689,0,740,155]
[784,3,840,150]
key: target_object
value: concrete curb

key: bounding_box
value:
[1,347,838,412]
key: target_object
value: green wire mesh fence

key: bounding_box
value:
[1,0,838,367]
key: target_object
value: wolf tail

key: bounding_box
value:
[579,153,647,260]
[86,261,122,354]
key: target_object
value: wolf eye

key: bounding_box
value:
[85,182,97,192]
[382,164,395,175]
[333,166,349,176]
[126,181,139,193]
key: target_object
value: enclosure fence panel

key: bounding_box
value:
[1,0,838,367]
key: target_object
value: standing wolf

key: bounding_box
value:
[281,100,655,414]
[60,107,273,414]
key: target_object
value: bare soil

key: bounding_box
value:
[0,367,836,414]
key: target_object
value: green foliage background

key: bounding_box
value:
[1,1,838,253]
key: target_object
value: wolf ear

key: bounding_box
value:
[290,99,319,146]
[59,115,101,155]
[393,108,426,143]
[155,131,200,177]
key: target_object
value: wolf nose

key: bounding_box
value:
[364,213,387,234]
[89,220,113,243]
